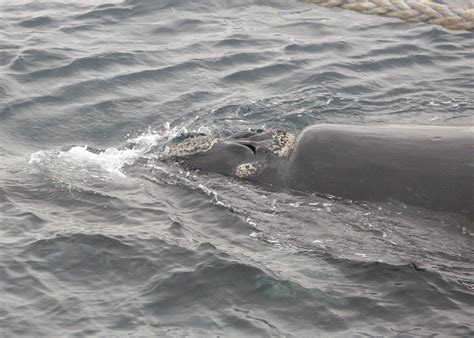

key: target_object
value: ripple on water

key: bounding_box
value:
[18,15,56,28]
[0,0,473,335]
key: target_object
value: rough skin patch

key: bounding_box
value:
[236,162,261,178]
[168,136,217,157]
[268,131,296,157]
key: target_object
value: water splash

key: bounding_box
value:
[27,122,215,180]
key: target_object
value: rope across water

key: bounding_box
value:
[303,0,474,30]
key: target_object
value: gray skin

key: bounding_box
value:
[169,124,473,217]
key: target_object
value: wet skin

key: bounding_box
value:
[169,124,473,217]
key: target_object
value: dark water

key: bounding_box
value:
[1,0,473,335]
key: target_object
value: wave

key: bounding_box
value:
[1,0,473,335]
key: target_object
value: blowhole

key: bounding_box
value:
[243,144,257,155]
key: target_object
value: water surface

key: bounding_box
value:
[1,0,473,335]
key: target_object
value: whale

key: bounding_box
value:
[168,124,473,217]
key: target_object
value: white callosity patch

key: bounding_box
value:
[236,162,260,178]
[167,136,218,157]
[268,131,296,157]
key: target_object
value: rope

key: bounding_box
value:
[303,0,474,30]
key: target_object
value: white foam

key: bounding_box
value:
[27,125,183,179]
[28,150,49,165]
[57,146,135,177]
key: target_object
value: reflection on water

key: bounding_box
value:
[0,0,473,335]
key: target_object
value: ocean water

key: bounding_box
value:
[1,0,473,335]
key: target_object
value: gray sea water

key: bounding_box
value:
[1,0,473,336]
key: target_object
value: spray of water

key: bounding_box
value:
[27,122,214,179]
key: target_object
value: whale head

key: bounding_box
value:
[167,130,296,182]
